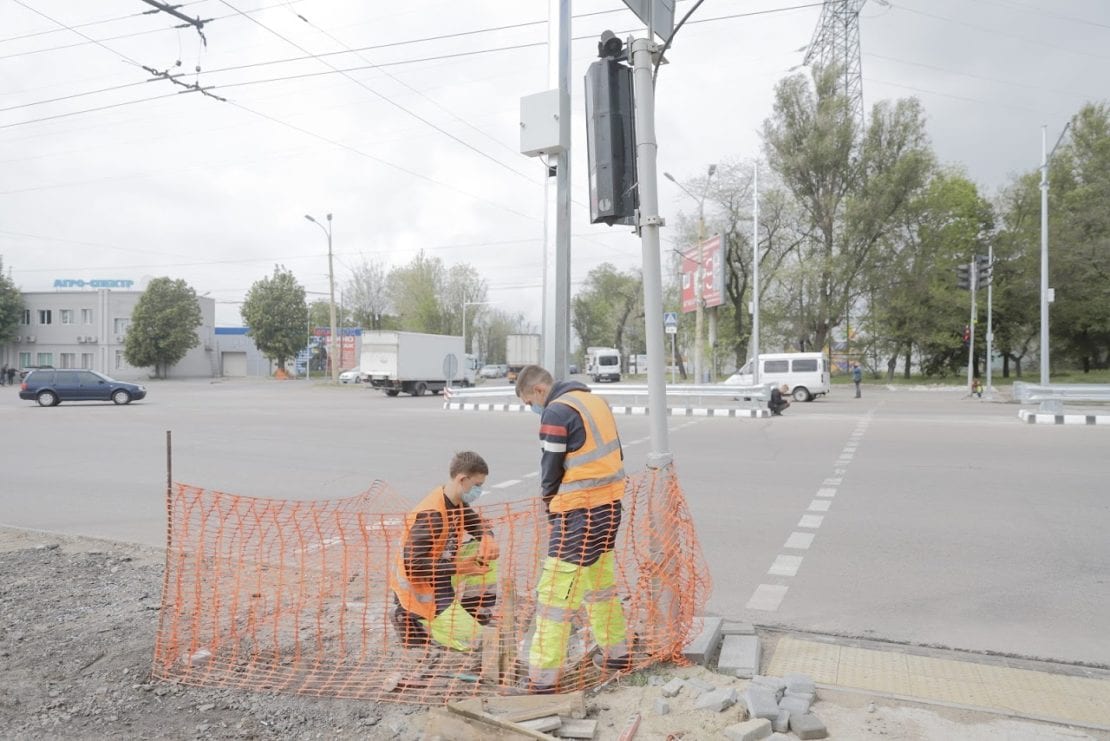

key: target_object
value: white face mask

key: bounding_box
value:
[461,484,483,505]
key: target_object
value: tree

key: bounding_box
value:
[0,257,22,345]
[345,258,389,330]
[762,65,933,351]
[572,264,642,361]
[241,266,307,371]
[123,278,202,378]
[387,251,448,333]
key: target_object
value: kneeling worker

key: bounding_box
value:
[769,384,791,416]
[389,451,500,651]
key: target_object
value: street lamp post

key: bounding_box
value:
[304,213,338,384]
[665,165,716,384]
[1040,123,1070,386]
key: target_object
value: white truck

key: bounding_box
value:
[505,333,541,383]
[586,346,622,383]
[360,331,477,396]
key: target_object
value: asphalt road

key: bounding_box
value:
[2,377,1107,667]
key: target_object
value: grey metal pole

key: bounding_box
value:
[542,0,571,382]
[752,161,761,386]
[631,36,671,467]
[327,214,338,384]
[1039,126,1049,385]
[694,203,704,385]
[985,245,993,400]
[966,259,976,394]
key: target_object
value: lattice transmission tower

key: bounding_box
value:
[803,0,880,133]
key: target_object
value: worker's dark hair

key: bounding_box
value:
[514,365,553,398]
[450,451,488,478]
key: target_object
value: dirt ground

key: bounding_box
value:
[1,526,1103,741]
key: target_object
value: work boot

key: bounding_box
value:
[592,652,632,672]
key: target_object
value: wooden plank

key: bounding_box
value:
[485,690,587,722]
[481,626,501,683]
[425,708,534,741]
[554,718,598,740]
[518,715,562,733]
[616,712,640,741]
[446,702,559,741]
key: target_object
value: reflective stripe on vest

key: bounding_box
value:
[548,391,625,513]
[389,487,463,622]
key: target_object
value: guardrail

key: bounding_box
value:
[446,382,773,406]
[1011,382,1110,413]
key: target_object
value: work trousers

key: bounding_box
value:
[527,550,628,688]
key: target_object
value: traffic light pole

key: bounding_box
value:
[985,246,994,400]
[966,260,977,395]
[630,35,671,468]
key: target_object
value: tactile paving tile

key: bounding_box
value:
[766,636,1110,727]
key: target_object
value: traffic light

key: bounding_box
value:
[976,254,993,289]
[584,34,638,226]
[956,263,971,290]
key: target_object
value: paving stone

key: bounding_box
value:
[654,698,670,716]
[648,675,666,686]
[661,678,685,698]
[744,686,780,720]
[768,734,792,741]
[784,673,816,695]
[721,622,756,636]
[687,678,718,693]
[778,694,812,716]
[722,718,772,741]
[790,712,829,740]
[751,675,787,699]
[785,689,816,704]
[695,687,738,713]
[683,616,724,666]
[717,634,761,678]
[771,708,790,733]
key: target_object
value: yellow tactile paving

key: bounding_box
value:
[765,636,1110,728]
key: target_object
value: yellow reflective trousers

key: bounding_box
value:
[527,551,628,688]
[419,540,499,652]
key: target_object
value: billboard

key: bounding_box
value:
[681,234,724,313]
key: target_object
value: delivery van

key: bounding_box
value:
[724,352,830,401]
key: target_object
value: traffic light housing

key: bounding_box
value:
[584,48,638,226]
[956,263,971,290]
[976,254,993,289]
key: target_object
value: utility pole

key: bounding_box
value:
[305,213,338,384]
[966,259,976,394]
[752,161,761,386]
[1040,122,1070,386]
[985,246,994,400]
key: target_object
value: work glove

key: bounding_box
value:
[455,556,491,577]
[478,536,499,563]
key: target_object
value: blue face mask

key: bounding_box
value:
[461,485,483,505]
[530,403,544,415]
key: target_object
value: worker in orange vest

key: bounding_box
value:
[516,365,630,693]
[389,451,500,651]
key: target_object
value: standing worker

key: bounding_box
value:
[389,451,500,651]
[852,362,863,398]
[515,365,630,693]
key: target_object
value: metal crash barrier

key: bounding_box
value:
[1012,382,1110,413]
[446,383,774,410]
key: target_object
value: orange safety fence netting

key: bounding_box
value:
[153,468,710,703]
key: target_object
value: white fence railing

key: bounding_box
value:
[1012,382,1110,412]
[446,383,773,406]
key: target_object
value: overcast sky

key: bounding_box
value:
[1,0,1105,327]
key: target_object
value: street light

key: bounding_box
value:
[304,212,338,385]
[462,300,498,361]
[665,164,716,383]
[1040,123,1070,386]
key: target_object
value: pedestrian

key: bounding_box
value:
[971,378,983,398]
[852,362,863,398]
[6,367,15,385]
[0,363,7,386]
[769,383,791,416]
[515,364,630,693]
[388,451,500,652]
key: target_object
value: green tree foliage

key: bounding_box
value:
[345,258,389,330]
[386,251,448,333]
[762,65,933,351]
[473,308,530,364]
[241,266,307,371]
[123,278,203,378]
[572,263,643,360]
[0,258,22,344]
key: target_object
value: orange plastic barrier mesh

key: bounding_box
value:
[153,469,710,703]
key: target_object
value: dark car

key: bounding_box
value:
[18,364,53,381]
[18,369,147,407]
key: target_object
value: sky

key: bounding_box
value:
[1,0,1106,327]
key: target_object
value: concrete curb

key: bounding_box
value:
[443,402,770,418]
[1018,410,1110,425]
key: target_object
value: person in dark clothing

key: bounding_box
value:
[388,451,499,651]
[769,384,791,416]
[0,364,7,386]
[852,363,863,398]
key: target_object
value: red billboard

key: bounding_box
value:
[681,234,724,313]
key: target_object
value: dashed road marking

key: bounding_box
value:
[746,583,789,611]
[768,555,804,577]
[823,477,842,486]
[784,532,815,549]
[808,499,831,512]
[816,488,837,498]
[492,479,521,489]
[523,471,538,478]
[798,514,824,528]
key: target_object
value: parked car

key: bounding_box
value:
[479,364,507,379]
[19,364,53,381]
[338,368,366,384]
[19,369,146,407]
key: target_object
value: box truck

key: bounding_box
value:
[360,331,477,396]
[505,333,541,382]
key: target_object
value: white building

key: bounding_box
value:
[3,288,217,381]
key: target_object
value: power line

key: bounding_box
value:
[0,91,185,131]
[865,76,1040,114]
[0,1,206,44]
[969,0,1110,32]
[9,0,145,67]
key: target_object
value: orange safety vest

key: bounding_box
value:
[389,487,464,622]
[548,390,626,514]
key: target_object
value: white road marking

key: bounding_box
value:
[843,446,857,452]
[784,532,815,549]
[816,488,837,498]
[492,479,521,489]
[822,478,842,486]
[768,554,804,577]
[834,468,847,475]
[523,472,538,478]
[746,583,789,611]
[798,514,824,528]
[808,499,831,512]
